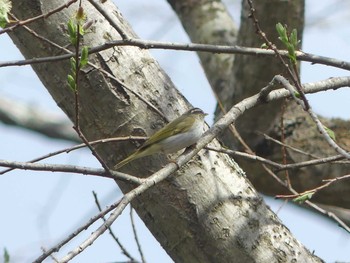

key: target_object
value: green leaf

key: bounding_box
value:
[70,57,76,72]
[276,23,288,43]
[276,23,299,64]
[3,248,10,263]
[79,46,89,68]
[67,74,76,91]
[78,25,85,36]
[293,192,314,204]
[287,43,295,55]
[67,19,76,36]
[287,43,297,63]
[0,0,12,28]
[324,125,336,141]
[260,43,268,49]
[290,28,298,48]
[67,19,77,45]
[276,23,284,38]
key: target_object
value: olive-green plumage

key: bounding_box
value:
[114,108,207,169]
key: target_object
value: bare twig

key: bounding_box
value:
[86,0,129,39]
[276,174,350,200]
[258,132,321,159]
[0,159,143,184]
[260,132,350,166]
[130,207,146,263]
[70,3,118,186]
[12,18,164,118]
[2,0,78,35]
[280,100,291,187]
[2,39,350,71]
[34,199,121,263]
[206,146,347,172]
[262,164,350,233]
[246,0,310,110]
[0,136,146,175]
[205,146,283,168]
[212,89,253,154]
[307,109,350,159]
[274,155,347,172]
[92,191,138,262]
[272,75,350,160]
[304,200,350,232]
[41,247,59,263]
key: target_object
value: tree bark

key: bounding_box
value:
[9,0,323,262]
[168,0,350,221]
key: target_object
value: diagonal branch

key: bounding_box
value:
[0,96,79,142]
[0,159,143,184]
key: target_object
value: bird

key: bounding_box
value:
[114,108,207,169]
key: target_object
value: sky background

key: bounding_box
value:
[1,0,350,262]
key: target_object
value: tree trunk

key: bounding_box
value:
[169,0,350,221]
[9,0,323,262]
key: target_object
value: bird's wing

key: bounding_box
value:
[141,116,193,148]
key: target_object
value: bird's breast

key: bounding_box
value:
[159,120,205,154]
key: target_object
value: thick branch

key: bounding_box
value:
[0,96,79,142]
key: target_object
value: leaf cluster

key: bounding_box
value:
[66,7,89,91]
[0,0,12,28]
[276,22,299,64]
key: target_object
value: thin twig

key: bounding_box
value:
[92,191,138,262]
[275,199,289,215]
[261,132,350,165]
[205,146,347,172]
[246,0,310,110]
[130,207,147,263]
[274,75,350,160]
[12,18,164,118]
[280,99,291,187]
[71,3,118,183]
[2,38,350,71]
[258,132,321,159]
[212,89,253,154]
[41,247,59,263]
[274,155,347,172]
[34,199,121,263]
[0,159,143,184]
[307,109,350,159]
[261,163,350,233]
[2,0,78,35]
[276,174,350,200]
[86,0,129,39]
[0,136,146,175]
[205,146,283,169]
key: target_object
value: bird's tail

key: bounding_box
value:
[114,150,140,170]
